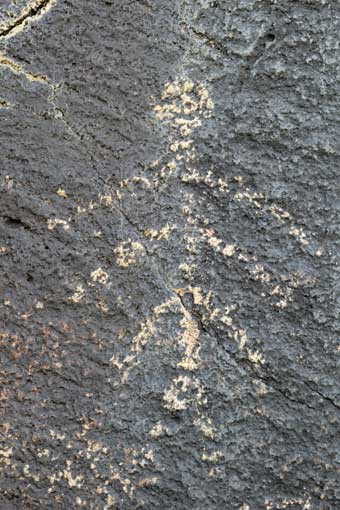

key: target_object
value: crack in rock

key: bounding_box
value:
[0,53,51,84]
[0,0,57,39]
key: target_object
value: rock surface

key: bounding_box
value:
[0,1,340,509]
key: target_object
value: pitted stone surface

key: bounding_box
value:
[0,1,340,509]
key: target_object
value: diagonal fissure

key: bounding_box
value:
[0,0,54,38]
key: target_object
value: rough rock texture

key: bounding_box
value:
[0,1,340,509]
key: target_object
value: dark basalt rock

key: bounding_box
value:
[0,1,339,509]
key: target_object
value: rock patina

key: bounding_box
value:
[0,1,340,509]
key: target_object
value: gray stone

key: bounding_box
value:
[0,1,339,509]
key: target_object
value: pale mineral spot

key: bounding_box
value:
[170,139,194,152]
[105,494,115,509]
[223,244,236,257]
[177,306,201,371]
[47,218,70,231]
[179,262,197,278]
[167,159,177,170]
[144,223,176,241]
[247,349,265,365]
[208,467,219,478]
[56,187,67,198]
[175,285,204,306]
[124,446,155,467]
[114,240,145,268]
[1,423,11,435]
[37,448,50,458]
[163,375,205,412]
[201,228,237,259]
[132,317,156,353]
[254,380,268,396]
[194,416,216,439]
[163,382,188,411]
[63,461,83,489]
[207,235,223,249]
[98,193,113,206]
[0,447,13,458]
[201,450,223,462]
[289,226,309,246]
[251,264,271,283]
[75,199,97,214]
[90,267,109,285]
[110,354,124,370]
[265,497,311,509]
[49,430,65,441]
[119,176,152,193]
[236,329,249,350]
[149,421,168,438]
[234,189,264,209]
[270,204,292,221]
[181,169,229,192]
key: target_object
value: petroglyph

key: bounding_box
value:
[1,1,338,508]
